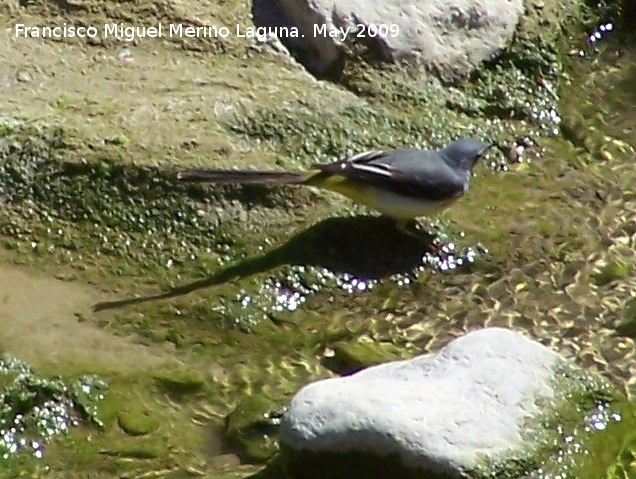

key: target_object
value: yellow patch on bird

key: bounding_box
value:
[307,173,458,220]
[315,175,378,204]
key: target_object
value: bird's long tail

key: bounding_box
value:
[176,169,312,185]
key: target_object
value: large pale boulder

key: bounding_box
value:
[280,328,564,477]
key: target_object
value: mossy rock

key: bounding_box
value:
[225,394,281,463]
[117,407,160,436]
[606,431,636,479]
[99,440,166,459]
[323,339,404,375]
[153,367,206,396]
[615,297,636,338]
[593,260,631,286]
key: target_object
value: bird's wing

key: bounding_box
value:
[312,149,466,201]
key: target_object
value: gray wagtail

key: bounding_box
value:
[177,138,493,236]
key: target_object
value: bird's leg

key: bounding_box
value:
[393,219,438,245]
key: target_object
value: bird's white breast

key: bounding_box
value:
[360,188,458,219]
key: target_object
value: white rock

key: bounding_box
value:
[280,327,563,476]
[268,0,525,77]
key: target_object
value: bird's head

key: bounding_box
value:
[441,138,494,171]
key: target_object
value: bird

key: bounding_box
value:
[176,138,493,238]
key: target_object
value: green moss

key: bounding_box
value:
[0,355,107,460]
[0,1,634,479]
[117,407,160,436]
[99,440,166,459]
[323,339,404,375]
[153,367,206,395]
[225,394,282,463]
[104,134,130,147]
[615,298,636,338]
[495,364,624,479]
[54,95,71,111]
[594,260,631,286]
[572,402,636,479]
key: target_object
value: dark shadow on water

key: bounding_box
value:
[246,449,458,479]
[93,216,431,312]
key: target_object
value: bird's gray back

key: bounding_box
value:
[314,148,469,202]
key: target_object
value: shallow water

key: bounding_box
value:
[0,3,634,478]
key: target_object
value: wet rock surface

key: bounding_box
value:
[280,328,601,478]
[0,0,635,478]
